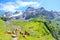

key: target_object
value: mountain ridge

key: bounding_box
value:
[1,7,60,21]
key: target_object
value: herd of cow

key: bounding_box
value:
[5,28,30,38]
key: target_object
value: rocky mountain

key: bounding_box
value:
[23,7,60,20]
[2,7,60,21]
[24,7,51,20]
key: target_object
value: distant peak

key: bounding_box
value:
[15,11,19,14]
[40,7,45,10]
[27,7,34,9]
[26,7,35,11]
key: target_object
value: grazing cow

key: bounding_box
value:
[12,31,15,34]
[20,31,24,35]
[22,35,25,38]
[25,31,30,36]
[15,28,20,33]
[19,31,26,38]
[15,28,21,33]
[5,31,12,34]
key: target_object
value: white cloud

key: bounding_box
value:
[0,2,17,12]
[0,0,40,12]
[16,0,40,8]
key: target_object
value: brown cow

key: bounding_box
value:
[5,31,12,34]
[25,31,30,36]
[12,31,16,34]
[20,31,24,35]
[22,35,25,38]
[15,28,20,32]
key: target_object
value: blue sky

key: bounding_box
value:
[0,0,60,14]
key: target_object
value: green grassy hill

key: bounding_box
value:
[11,18,55,40]
[0,17,58,40]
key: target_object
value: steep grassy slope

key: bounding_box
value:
[11,18,55,40]
[0,18,56,40]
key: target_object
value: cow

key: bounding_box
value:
[25,31,30,36]
[5,31,12,34]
